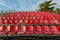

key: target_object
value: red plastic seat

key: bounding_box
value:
[26,26,33,34]
[14,17,17,20]
[0,25,10,34]
[13,20,18,24]
[2,16,6,20]
[34,26,42,35]
[17,17,21,20]
[22,17,25,19]
[7,20,12,24]
[48,20,55,24]
[23,19,28,24]
[8,25,18,35]
[33,20,38,24]
[18,19,23,24]
[28,20,33,24]
[25,17,28,19]
[0,19,2,24]
[57,26,60,33]
[38,20,43,24]
[3,20,7,24]
[50,26,60,35]
[10,17,13,20]
[42,26,51,35]
[6,17,10,20]
[43,20,49,24]
[17,26,26,34]
[54,20,58,24]
[58,20,60,24]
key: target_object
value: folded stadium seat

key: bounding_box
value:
[2,16,6,20]
[26,26,33,34]
[17,15,20,17]
[55,16,59,20]
[43,15,47,19]
[0,25,10,35]
[51,17,55,20]
[40,17,43,20]
[7,20,12,24]
[36,17,40,19]
[0,19,2,24]
[28,19,33,24]
[47,16,51,20]
[56,26,60,34]
[58,20,60,24]
[23,19,28,24]
[21,17,24,19]
[3,19,7,24]
[25,17,29,19]
[13,17,18,20]
[42,26,51,35]
[17,26,26,34]
[48,20,55,24]
[28,17,32,19]
[6,17,10,20]
[33,16,36,19]
[13,20,18,24]
[50,26,60,35]
[18,19,23,24]
[17,17,21,20]
[38,20,43,24]
[43,20,49,24]
[33,20,38,24]
[10,17,14,20]
[34,26,42,35]
[54,20,58,24]
[8,25,18,35]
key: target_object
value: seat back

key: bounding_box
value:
[42,26,50,32]
[0,26,3,31]
[57,26,60,31]
[18,26,26,32]
[10,25,18,31]
[50,26,58,32]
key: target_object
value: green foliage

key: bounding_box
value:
[0,10,15,16]
[54,8,60,14]
[38,0,56,12]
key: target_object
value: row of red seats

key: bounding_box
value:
[3,13,60,20]
[1,12,60,20]
[0,12,59,24]
[1,16,60,20]
[0,25,60,35]
[0,19,60,24]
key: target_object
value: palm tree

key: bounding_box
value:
[38,0,56,12]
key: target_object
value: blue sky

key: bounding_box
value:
[0,0,60,11]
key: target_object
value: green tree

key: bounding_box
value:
[38,0,56,12]
[54,8,60,14]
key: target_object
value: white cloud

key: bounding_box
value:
[0,0,42,11]
[0,0,12,9]
[0,2,6,6]
[1,0,60,11]
[0,0,7,6]
[30,0,41,11]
